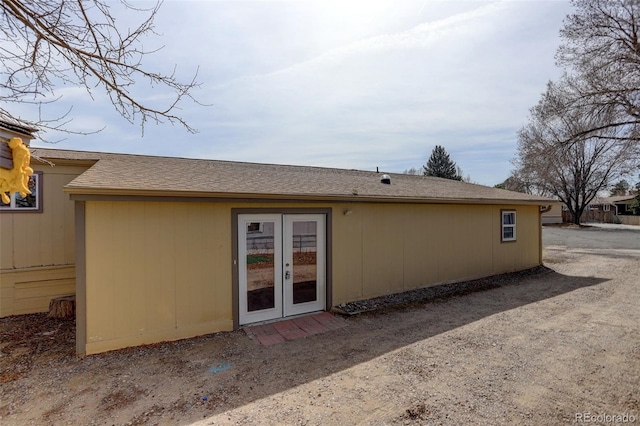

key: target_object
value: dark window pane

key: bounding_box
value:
[503,227,514,239]
[503,212,515,225]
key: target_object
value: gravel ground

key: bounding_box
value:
[1,226,639,425]
[333,266,550,315]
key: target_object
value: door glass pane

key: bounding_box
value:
[292,221,317,304]
[246,221,275,311]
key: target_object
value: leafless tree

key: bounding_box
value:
[494,170,539,195]
[402,167,420,175]
[0,0,202,136]
[556,0,640,144]
[515,80,640,224]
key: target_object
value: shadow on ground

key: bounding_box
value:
[0,268,610,424]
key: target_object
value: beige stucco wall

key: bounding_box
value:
[0,164,87,317]
[81,200,541,355]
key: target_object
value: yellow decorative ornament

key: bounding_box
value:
[0,137,34,204]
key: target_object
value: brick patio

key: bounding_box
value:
[244,312,348,346]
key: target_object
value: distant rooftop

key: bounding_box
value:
[592,195,637,204]
[0,117,38,138]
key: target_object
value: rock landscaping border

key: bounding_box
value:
[331,265,552,315]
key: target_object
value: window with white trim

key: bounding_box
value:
[0,172,42,212]
[501,210,516,242]
[603,204,611,212]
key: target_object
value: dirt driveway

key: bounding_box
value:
[1,225,639,425]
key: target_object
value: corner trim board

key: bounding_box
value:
[75,201,87,356]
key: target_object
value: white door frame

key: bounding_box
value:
[283,214,326,317]
[238,214,283,325]
[237,213,326,326]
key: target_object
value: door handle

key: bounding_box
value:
[285,270,291,280]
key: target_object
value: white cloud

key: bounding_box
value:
[29,0,573,186]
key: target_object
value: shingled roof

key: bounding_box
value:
[0,118,38,138]
[32,147,556,205]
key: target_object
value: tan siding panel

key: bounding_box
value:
[13,297,55,314]
[0,265,76,317]
[85,201,234,353]
[361,205,405,298]
[332,203,541,306]
[12,213,37,268]
[86,201,117,341]
[173,202,196,327]
[3,164,87,270]
[445,206,493,281]
[143,202,175,332]
[331,205,364,305]
[212,205,233,320]
[49,173,68,265]
[81,199,542,354]
[491,205,540,274]
[63,181,76,263]
[111,202,134,338]
[0,214,13,269]
[0,274,16,315]
[14,278,74,299]
[402,205,439,289]
[39,171,55,265]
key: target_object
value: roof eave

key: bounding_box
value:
[64,186,555,205]
[32,157,99,168]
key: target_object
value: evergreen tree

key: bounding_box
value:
[423,146,462,180]
[610,179,630,196]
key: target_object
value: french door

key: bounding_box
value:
[238,214,326,325]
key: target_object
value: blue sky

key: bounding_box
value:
[27,0,573,186]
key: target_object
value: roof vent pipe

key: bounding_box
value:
[380,174,391,184]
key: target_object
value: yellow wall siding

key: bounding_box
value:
[401,205,440,291]
[361,205,405,298]
[81,200,541,354]
[84,201,233,354]
[0,266,75,316]
[331,205,364,304]
[1,164,86,270]
[0,209,13,270]
[491,205,540,274]
[0,164,87,317]
[330,203,541,305]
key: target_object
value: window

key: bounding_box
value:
[0,172,42,212]
[501,210,516,242]
[603,204,611,212]
[247,222,263,233]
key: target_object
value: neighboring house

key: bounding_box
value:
[541,203,562,225]
[1,122,89,318]
[598,195,637,216]
[1,140,558,355]
[561,195,638,224]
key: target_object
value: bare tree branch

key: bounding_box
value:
[0,0,204,137]
[515,79,640,224]
[556,0,640,144]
